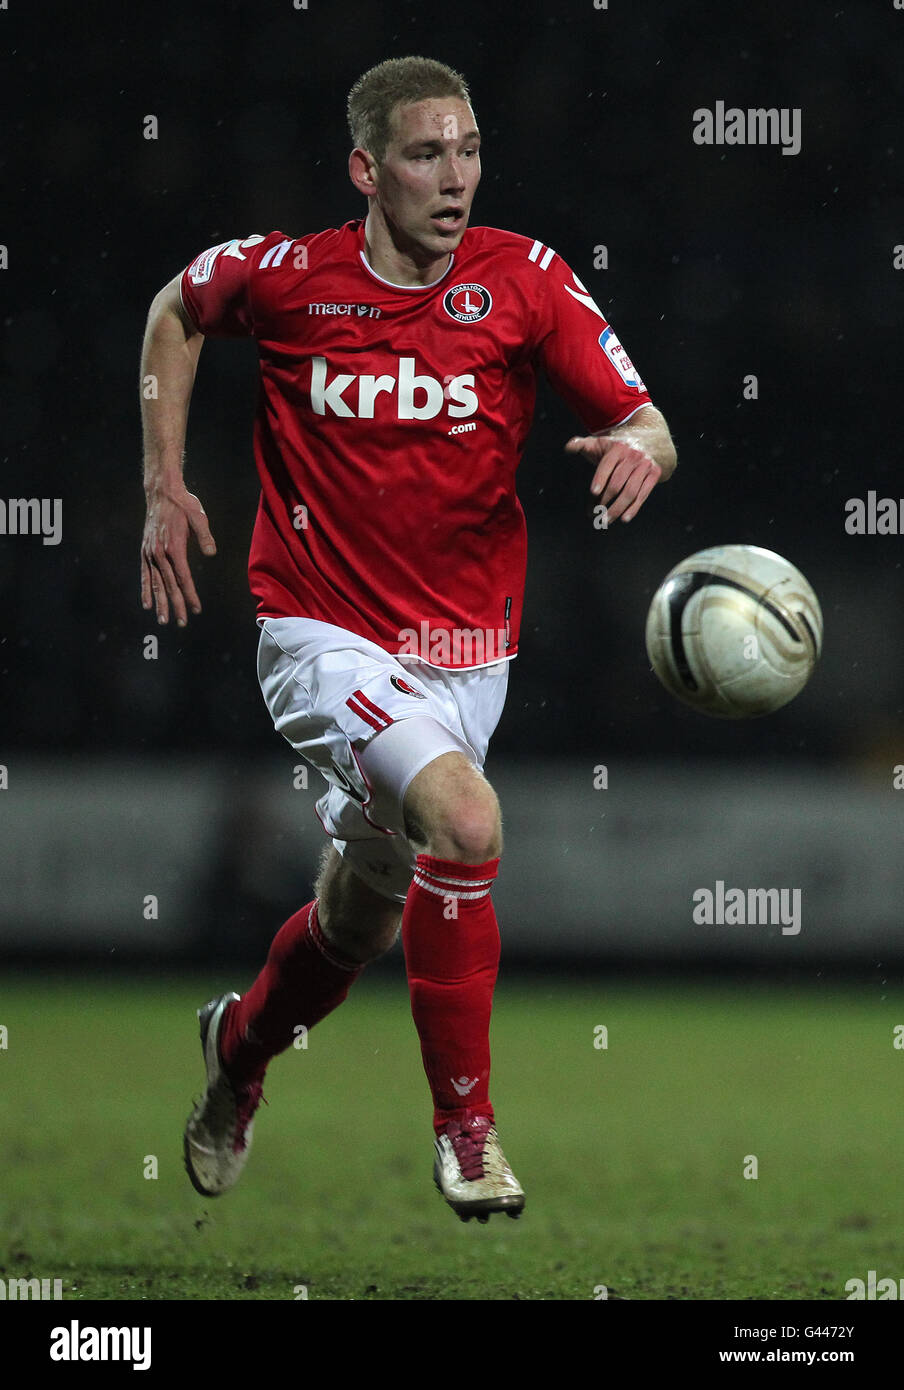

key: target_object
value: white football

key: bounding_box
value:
[645,544,823,719]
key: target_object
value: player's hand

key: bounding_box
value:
[141,485,217,626]
[565,433,662,524]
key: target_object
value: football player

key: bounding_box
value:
[140,55,676,1222]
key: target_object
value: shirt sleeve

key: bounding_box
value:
[530,249,653,431]
[179,233,281,337]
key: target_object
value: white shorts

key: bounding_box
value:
[257,617,510,902]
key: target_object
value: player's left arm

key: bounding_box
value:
[564,403,677,524]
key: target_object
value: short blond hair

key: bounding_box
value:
[347,56,472,163]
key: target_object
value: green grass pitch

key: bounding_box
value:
[1,969,901,1300]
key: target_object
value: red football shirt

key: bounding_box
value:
[180,220,653,668]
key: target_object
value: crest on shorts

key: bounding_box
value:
[390,674,427,698]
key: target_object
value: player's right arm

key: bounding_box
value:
[140,273,217,627]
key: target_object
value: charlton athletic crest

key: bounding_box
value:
[443,283,492,323]
[390,673,427,698]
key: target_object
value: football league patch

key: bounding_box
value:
[188,241,233,286]
[598,325,646,391]
[188,236,265,285]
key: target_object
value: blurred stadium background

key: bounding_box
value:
[1,0,903,1303]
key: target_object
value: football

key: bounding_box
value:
[645,544,823,719]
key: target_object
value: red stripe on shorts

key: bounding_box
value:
[346,691,393,732]
[352,688,394,725]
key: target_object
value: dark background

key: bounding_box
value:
[3,9,903,1313]
[3,0,902,769]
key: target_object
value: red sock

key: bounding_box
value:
[402,855,501,1135]
[220,900,362,1083]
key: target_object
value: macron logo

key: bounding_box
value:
[308,302,382,318]
[309,355,478,421]
[50,1320,151,1371]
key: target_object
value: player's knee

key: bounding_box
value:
[425,786,502,864]
[404,752,503,864]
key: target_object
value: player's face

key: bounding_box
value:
[374,97,481,260]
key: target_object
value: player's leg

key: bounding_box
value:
[402,749,502,1132]
[313,845,402,962]
[398,750,524,1221]
[219,843,400,1076]
[184,852,399,1198]
[217,839,404,1076]
[185,617,425,1199]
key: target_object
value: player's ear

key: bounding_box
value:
[349,147,378,197]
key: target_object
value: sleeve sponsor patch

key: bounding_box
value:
[598,325,646,391]
[188,241,233,286]
[188,235,266,285]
